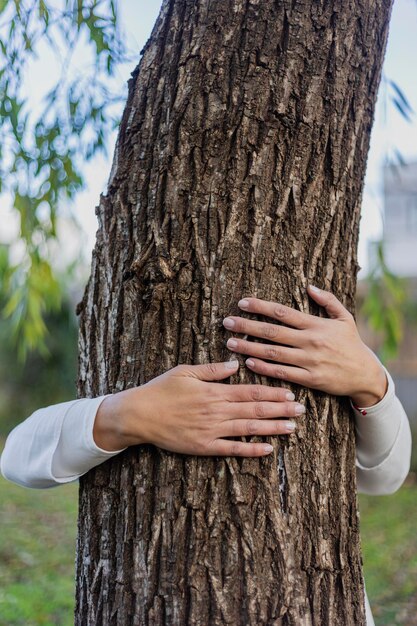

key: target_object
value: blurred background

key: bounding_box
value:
[0,1,417,625]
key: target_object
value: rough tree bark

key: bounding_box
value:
[76,1,393,624]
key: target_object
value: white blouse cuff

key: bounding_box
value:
[350,367,393,415]
[353,369,412,494]
[352,370,399,469]
[51,396,126,482]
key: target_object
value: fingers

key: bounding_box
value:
[237,297,311,329]
[222,316,302,346]
[208,439,275,457]
[307,285,353,320]
[221,418,297,438]
[206,410,301,457]
[226,337,305,367]
[245,357,313,387]
[180,360,240,381]
[226,399,305,421]
[222,383,295,403]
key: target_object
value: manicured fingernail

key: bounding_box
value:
[223,317,235,329]
[246,359,255,367]
[227,338,238,349]
[225,360,239,369]
[295,404,306,415]
[309,285,320,293]
[286,421,297,432]
[238,299,250,309]
[264,444,274,453]
[286,392,295,401]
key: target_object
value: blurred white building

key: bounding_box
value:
[369,162,417,276]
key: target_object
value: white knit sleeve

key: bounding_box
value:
[354,372,412,495]
[1,397,125,489]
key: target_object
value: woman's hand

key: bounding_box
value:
[93,361,305,455]
[223,286,387,407]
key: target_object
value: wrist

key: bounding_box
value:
[93,390,146,451]
[350,363,388,408]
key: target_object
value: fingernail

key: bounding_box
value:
[309,285,320,293]
[246,359,255,367]
[227,338,238,349]
[264,444,274,453]
[295,404,306,415]
[223,317,235,329]
[286,392,295,401]
[286,421,297,431]
[225,360,239,369]
[238,299,250,309]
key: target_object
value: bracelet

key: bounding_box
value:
[353,404,368,416]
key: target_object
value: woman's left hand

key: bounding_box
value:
[223,285,387,407]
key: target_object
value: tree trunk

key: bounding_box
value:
[75,1,392,624]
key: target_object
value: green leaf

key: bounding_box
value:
[0,0,128,360]
[39,0,50,26]
[0,0,10,16]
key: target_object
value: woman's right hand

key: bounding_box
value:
[93,361,305,457]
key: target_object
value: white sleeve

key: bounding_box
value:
[354,371,412,496]
[0,397,125,489]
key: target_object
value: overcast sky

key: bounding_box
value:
[2,0,417,276]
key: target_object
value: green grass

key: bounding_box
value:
[360,476,417,626]
[0,476,78,626]
[1,468,417,626]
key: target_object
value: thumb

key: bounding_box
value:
[307,285,352,320]
[183,360,240,381]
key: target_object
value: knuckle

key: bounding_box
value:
[276,421,285,433]
[206,362,218,376]
[251,386,263,401]
[274,365,287,379]
[246,419,259,435]
[273,304,286,319]
[206,384,218,399]
[230,442,242,456]
[311,335,326,350]
[262,325,279,340]
[310,355,321,368]
[309,371,321,387]
[254,402,265,418]
[266,346,280,360]
[207,438,224,456]
[235,318,246,333]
